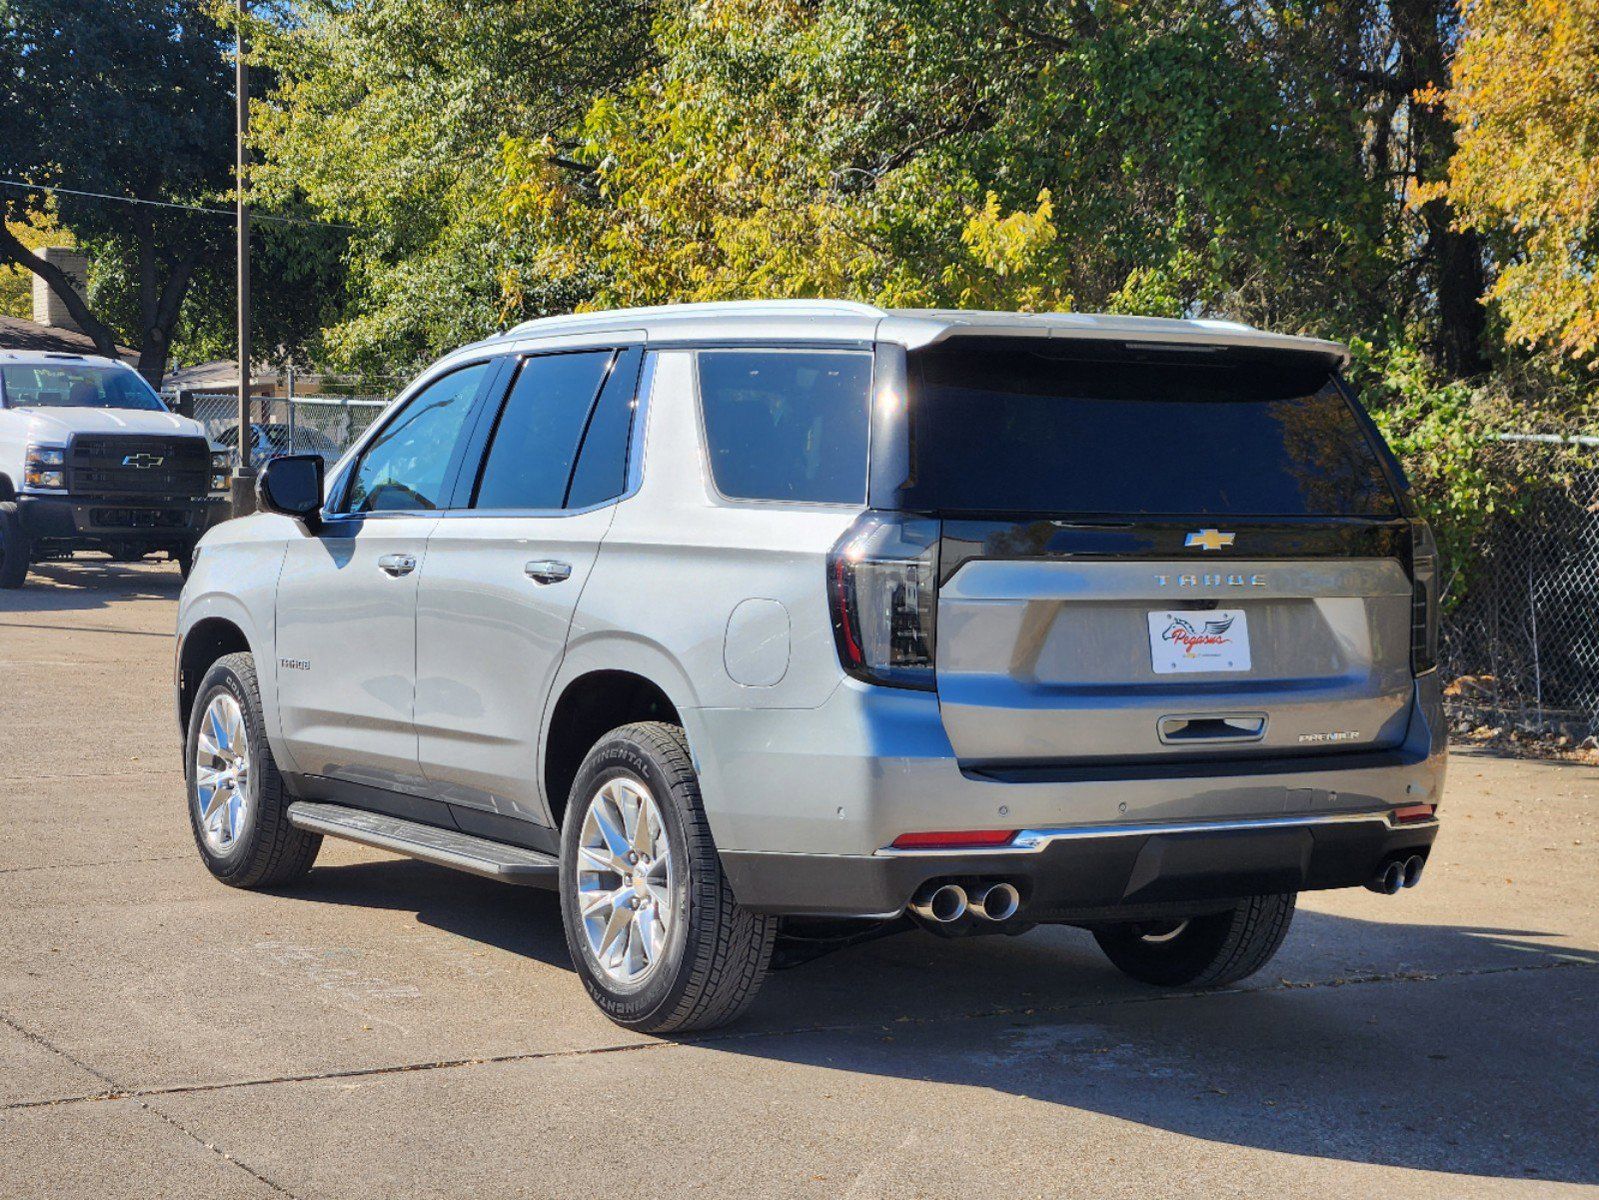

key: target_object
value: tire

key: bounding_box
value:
[0,501,30,589]
[1093,893,1296,988]
[185,651,321,888]
[559,721,776,1033]
[173,542,194,580]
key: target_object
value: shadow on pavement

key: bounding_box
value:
[290,855,1598,1184]
[0,558,183,615]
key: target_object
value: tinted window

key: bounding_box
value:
[903,341,1399,517]
[697,350,871,504]
[567,347,644,509]
[0,363,164,411]
[344,363,486,513]
[473,351,612,510]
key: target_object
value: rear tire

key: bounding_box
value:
[1094,893,1296,988]
[0,501,30,588]
[559,721,776,1033]
[186,652,321,887]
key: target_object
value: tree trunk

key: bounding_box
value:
[1392,0,1489,377]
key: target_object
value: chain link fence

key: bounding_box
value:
[1440,437,1599,738]
[177,392,391,469]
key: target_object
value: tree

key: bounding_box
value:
[250,0,657,373]
[0,0,236,384]
[1428,0,1599,361]
[499,0,1487,375]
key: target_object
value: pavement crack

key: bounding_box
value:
[0,853,189,876]
[1,1010,300,1196]
[5,955,1593,1114]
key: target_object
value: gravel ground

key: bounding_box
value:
[2,559,1596,1199]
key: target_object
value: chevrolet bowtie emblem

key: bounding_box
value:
[122,453,165,469]
[1184,528,1236,551]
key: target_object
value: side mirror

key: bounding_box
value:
[256,454,324,530]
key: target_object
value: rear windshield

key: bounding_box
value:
[902,340,1400,517]
[0,363,165,411]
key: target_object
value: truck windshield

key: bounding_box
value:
[0,364,166,412]
[901,339,1401,518]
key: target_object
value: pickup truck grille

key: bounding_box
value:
[68,435,211,499]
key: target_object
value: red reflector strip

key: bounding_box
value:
[1392,804,1436,824]
[891,829,1018,849]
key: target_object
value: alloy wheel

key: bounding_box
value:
[194,693,251,854]
[575,777,676,985]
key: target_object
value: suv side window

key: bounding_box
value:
[697,349,872,504]
[566,346,645,509]
[471,350,614,511]
[343,362,487,513]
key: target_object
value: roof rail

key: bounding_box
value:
[505,299,886,337]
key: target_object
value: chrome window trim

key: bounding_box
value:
[876,810,1440,857]
[431,346,658,522]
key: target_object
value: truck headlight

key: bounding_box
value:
[211,450,231,493]
[24,445,66,490]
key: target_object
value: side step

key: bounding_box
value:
[286,801,559,887]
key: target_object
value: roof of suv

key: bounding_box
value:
[487,300,1349,365]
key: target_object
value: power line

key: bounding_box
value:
[0,178,357,230]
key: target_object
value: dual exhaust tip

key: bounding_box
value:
[909,881,1021,925]
[1366,854,1427,895]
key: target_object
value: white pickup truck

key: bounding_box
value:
[0,351,230,587]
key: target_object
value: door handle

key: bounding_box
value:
[377,553,417,577]
[524,559,573,585]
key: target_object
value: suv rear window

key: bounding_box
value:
[697,350,872,504]
[902,340,1400,517]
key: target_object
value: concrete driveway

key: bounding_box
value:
[2,560,1595,1199]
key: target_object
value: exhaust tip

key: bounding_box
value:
[1402,854,1426,888]
[970,882,1021,922]
[910,883,969,924]
[1365,860,1405,895]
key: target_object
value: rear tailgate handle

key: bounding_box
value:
[1158,713,1267,744]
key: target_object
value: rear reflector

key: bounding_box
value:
[891,829,1018,849]
[1391,803,1437,824]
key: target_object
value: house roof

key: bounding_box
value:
[0,315,138,363]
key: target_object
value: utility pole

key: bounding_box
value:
[230,0,256,517]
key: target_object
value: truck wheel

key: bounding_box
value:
[173,543,194,580]
[559,721,776,1033]
[185,651,321,888]
[1093,893,1296,988]
[0,501,30,588]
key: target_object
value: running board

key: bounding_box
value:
[286,801,559,886]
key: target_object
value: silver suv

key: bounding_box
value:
[176,301,1446,1032]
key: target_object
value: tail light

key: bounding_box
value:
[1410,521,1439,675]
[827,511,940,690]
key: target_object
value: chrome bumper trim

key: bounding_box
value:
[877,810,1440,857]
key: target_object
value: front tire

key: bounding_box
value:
[0,501,31,588]
[1094,893,1296,988]
[559,722,776,1033]
[186,652,321,887]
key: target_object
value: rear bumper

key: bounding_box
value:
[16,493,228,549]
[721,811,1440,918]
[690,671,1447,917]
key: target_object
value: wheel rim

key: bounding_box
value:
[194,693,251,854]
[575,777,676,986]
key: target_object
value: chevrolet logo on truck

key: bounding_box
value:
[1184,528,1236,550]
[122,452,166,469]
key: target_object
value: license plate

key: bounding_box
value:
[1147,609,1251,674]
